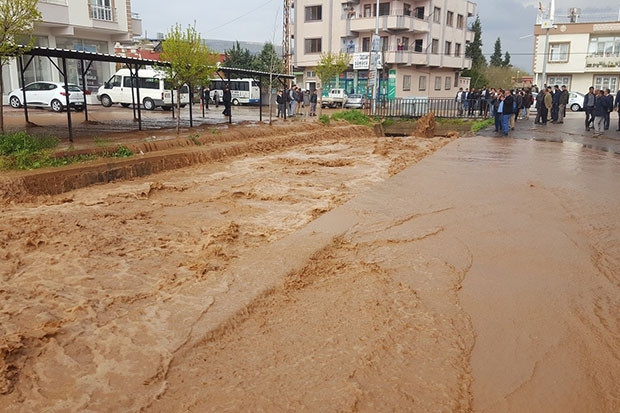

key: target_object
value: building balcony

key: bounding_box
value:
[132,13,142,37]
[467,1,476,17]
[384,50,429,66]
[348,14,429,33]
[585,55,620,72]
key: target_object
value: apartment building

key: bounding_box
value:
[533,21,620,93]
[290,0,475,98]
[2,0,141,102]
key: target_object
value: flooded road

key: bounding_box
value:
[1,121,619,411]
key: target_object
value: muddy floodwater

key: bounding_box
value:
[1,122,619,412]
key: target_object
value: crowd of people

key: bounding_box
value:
[456,84,620,137]
[276,85,318,118]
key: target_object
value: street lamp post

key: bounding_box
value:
[371,0,379,115]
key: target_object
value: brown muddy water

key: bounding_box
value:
[1,128,619,412]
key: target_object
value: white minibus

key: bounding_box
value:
[97,68,190,110]
[210,78,260,105]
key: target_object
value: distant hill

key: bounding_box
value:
[205,39,282,55]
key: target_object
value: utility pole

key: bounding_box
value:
[540,0,555,88]
[371,0,379,115]
[282,0,291,77]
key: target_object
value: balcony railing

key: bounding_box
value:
[585,54,620,70]
[90,4,115,22]
[40,0,67,4]
[347,11,429,33]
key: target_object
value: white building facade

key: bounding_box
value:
[290,0,475,98]
[3,0,141,102]
[533,21,620,94]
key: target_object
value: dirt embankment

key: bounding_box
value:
[0,122,456,412]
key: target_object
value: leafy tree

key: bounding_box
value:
[0,0,41,134]
[253,42,284,124]
[503,51,511,67]
[483,65,523,90]
[253,42,283,74]
[462,15,487,89]
[159,23,218,132]
[490,38,503,67]
[222,41,255,72]
[314,51,350,112]
[465,15,486,69]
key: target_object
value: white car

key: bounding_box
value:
[568,91,584,112]
[8,81,87,112]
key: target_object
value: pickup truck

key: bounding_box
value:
[321,88,348,108]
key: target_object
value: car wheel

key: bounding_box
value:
[51,99,64,112]
[143,97,155,110]
[570,103,581,112]
[232,99,240,106]
[121,103,131,108]
[9,96,21,108]
[100,94,113,107]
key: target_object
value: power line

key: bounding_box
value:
[204,0,277,34]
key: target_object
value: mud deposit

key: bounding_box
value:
[0,124,455,411]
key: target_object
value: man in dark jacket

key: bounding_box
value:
[222,84,232,117]
[604,88,613,130]
[501,89,514,136]
[584,86,596,131]
[551,85,561,122]
[593,89,612,136]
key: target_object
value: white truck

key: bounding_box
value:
[321,88,348,108]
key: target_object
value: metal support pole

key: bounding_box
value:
[541,27,549,88]
[18,56,30,124]
[61,57,73,143]
[371,0,379,116]
[259,79,263,122]
[189,83,194,128]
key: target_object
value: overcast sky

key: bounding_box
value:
[132,0,620,72]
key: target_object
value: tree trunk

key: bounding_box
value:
[176,88,181,134]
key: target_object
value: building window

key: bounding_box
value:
[549,43,569,62]
[304,38,322,54]
[363,4,372,17]
[403,75,411,91]
[403,3,412,16]
[381,36,389,52]
[379,2,390,16]
[594,76,618,93]
[456,14,464,29]
[445,76,452,90]
[414,39,423,53]
[454,72,459,87]
[305,5,322,21]
[431,39,439,54]
[588,36,620,57]
[455,43,461,57]
[362,37,370,52]
[446,11,454,26]
[419,75,427,91]
[445,41,452,56]
[90,0,113,21]
[401,37,409,51]
[434,76,442,90]
[433,7,441,23]
[547,76,571,88]
[306,70,316,78]
[414,6,425,19]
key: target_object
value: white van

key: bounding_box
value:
[96,68,190,110]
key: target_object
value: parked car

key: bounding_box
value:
[343,94,367,109]
[568,91,584,111]
[8,81,87,112]
[321,88,348,108]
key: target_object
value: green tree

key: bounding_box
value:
[314,51,351,113]
[490,37,503,67]
[0,0,41,133]
[253,42,284,124]
[462,15,487,89]
[465,15,486,68]
[502,51,511,67]
[222,41,255,72]
[159,23,218,132]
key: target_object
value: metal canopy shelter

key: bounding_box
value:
[13,47,295,140]
[215,66,295,124]
[16,46,167,142]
